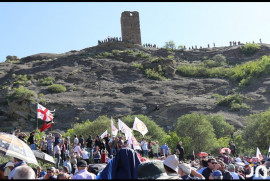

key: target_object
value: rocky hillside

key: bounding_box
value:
[1,42,270,133]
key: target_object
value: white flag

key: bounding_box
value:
[256,147,264,161]
[100,130,108,139]
[133,117,148,137]
[127,132,141,150]
[118,119,132,138]
[111,117,118,136]
[267,145,270,158]
[37,103,53,122]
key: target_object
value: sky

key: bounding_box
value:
[1,2,270,62]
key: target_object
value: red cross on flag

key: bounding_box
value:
[133,117,148,137]
[256,147,264,161]
[37,104,54,122]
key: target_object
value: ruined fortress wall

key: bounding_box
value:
[121,11,141,45]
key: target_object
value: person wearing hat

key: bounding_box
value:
[8,157,27,179]
[178,163,192,179]
[163,154,181,179]
[39,171,47,179]
[4,161,14,179]
[71,159,96,179]
[137,160,171,179]
[209,170,223,180]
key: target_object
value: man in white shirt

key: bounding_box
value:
[73,143,82,158]
[81,148,89,164]
[140,138,148,157]
[54,142,61,169]
[74,135,79,147]
[71,160,96,179]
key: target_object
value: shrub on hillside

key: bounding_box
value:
[39,76,55,86]
[214,93,249,111]
[48,84,66,93]
[240,43,261,56]
[144,68,167,80]
[8,86,37,101]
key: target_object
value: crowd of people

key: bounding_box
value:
[1,129,270,180]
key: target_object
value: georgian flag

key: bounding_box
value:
[100,130,108,139]
[111,117,118,136]
[256,147,264,161]
[37,104,53,122]
[118,119,132,138]
[133,117,148,137]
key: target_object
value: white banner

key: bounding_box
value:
[111,117,118,136]
[118,119,132,138]
[127,132,141,150]
[256,147,264,161]
[133,117,148,137]
[100,130,108,139]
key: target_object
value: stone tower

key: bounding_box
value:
[121,11,141,45]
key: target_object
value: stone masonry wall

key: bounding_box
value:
[121,11,141,45]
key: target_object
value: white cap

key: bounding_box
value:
[163,154,179,172]
[5,161,14,168]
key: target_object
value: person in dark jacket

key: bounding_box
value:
[176,141,185,162]
[86,135,93,159]
[202,158,217,179]
[218,160,233,180]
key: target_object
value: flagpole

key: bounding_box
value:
[36,103,38,130]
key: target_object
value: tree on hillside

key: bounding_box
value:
[243,108,270,152]
[64,115,111,139]
[207,114,235,139]
[164,40,176,50]
[174,113,218,153]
